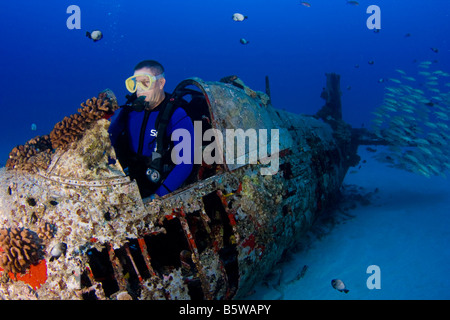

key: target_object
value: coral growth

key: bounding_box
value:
[37,222,55,242]
[0,228,40,274]
[6,95,118,173]
[50,96,117,150]
[5,135,52,173]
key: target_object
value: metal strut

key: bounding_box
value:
[176,208,213,299]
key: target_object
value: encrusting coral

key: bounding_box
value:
[0,228,40,274]
[37,222,55,242]
[5,94,118,173]
[220,75,270,105]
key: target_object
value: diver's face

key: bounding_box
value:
[134,67,166,107]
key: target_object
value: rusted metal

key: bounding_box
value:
[107,244,127,292]
[176,208,212,299]
[137,238,157,277]
[124,243,143,282]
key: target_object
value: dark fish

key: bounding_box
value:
[431,47,439,53]
[240,38,250,45]
[405,33,411,37]
[368,60,375,65]
[346,0,359,5]
[331,279,349,293]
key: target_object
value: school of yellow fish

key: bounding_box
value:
[371,61,450,178]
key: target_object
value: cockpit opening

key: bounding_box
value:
[112,81,224,201]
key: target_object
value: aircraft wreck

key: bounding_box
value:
[0,74,367,299]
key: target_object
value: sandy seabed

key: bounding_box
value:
[246,146,450,300]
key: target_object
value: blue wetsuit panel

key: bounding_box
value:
[108,104,194,197]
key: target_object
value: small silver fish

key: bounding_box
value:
[232,13,248,22]
[389,78,401,84]
[331,279,349,293]
[86,30,103,42]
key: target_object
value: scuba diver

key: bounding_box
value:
[108,60,194,199]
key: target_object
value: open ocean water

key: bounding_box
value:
[1,0,449,301]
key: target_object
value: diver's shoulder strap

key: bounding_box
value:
[151,82,198,176]
[151,94,181,173]
[155,96,177,149]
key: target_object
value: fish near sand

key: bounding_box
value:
[50,242,67,262]
[331,279,349,293]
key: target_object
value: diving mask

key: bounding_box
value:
[125,73,165,93]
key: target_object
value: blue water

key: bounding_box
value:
[1,0,449,299]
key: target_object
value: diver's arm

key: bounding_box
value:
[155,161,193,196]
[154,109,194,197]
